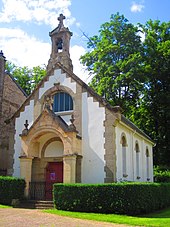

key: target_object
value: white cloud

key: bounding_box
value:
[0,28,90,81]
[70,45,90,82]
[0,0,75,28]
[130,2,144,13]
[0,28,51,67]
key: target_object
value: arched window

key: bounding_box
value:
[121,135,127,177]
[146,147,150,180]
[56,38,63,52]
[135,142,140,179]
[53,92,73,113]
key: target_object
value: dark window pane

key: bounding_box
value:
[53,92,73,112]
[65,93,69,110]
[60,93,64,111]
[69,95,73,110]
[53,94,58,112]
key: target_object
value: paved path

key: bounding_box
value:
[0,208,131,227]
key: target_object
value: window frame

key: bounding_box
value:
[53,92,73,113]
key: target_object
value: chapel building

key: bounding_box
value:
[7,14,154,200]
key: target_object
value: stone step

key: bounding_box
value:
[13,200,54,209]
[35,200,54,209]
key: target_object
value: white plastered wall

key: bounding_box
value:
[13,100,34,177]
[82,93,105,183]
[115,122,153,182]
[44,141,64,157]
[39,69,76,99]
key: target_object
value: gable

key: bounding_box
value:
[8,61,153,143]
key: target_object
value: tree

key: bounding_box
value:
[81,13,170,166]
[81,13,146,114]
[137,20,170,165]
[6,62,46,95]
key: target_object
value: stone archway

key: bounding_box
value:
[19,109,82,198]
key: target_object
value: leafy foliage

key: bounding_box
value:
[5,62,46,95]
[81,13,144,111]
[81,13,170,166]
[0,176,25,205]
[154,166,170,182]
[54,183,170,215]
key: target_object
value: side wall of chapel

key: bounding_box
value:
[115,122,153,182]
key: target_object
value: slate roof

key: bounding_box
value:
[5,72,28,97]
[121,115,154,143]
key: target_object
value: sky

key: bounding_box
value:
[0,0,169,82]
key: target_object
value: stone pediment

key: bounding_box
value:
[20,107,78,139]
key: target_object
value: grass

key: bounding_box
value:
[44,207,170,227]
[0,204,11,208]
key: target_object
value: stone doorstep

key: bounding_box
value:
[35,200,54,209]
[13,200,54,209]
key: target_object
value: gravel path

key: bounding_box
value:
[0,208,131,227]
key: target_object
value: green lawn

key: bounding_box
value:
[44,207,170,227]
[0,204,11,208]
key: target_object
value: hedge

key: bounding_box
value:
[154,167,170,183]
[154,171,170,182]
[0,176,25,205]
[53,183,170,215]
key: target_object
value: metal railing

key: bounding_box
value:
[29,181,54,201]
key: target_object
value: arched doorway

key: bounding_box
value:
[43,138,64,200]
[30,135,65,200]
[45,162,63,200]
[19,109,82,200]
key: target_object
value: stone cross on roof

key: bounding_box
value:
[58,13,66,27]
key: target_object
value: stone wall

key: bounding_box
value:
[0,69,26,175]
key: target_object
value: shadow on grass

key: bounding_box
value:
[140,207,170,218]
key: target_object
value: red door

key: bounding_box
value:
[45,162,63,200]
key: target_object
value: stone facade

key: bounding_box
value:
[0,51,26,175]
[9,14,154,199]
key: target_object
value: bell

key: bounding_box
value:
[57,39,63,50]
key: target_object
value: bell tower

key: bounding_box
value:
[47,14,73,71]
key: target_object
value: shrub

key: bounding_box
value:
[154,166,170,182]
[53,183,170,215]
[0,176,25,205]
